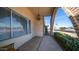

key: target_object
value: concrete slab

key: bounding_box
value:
[17,36,62,51]
[38,36,62,51]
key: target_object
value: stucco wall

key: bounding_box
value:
[35,16,44,37]
[0,7,36,49]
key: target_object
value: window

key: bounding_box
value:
[12,12,28,38]
[0,7,31,41]
[0,8,11,41]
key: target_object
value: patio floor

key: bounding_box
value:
[17,36,62,51]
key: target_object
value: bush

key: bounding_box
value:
[54,32,79,51]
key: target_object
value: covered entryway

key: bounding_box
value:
[0,7,79,51]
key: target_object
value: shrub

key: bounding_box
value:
[54,32,79,51]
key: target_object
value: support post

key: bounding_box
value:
[50,8,57,36]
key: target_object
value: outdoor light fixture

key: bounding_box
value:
[36,8,41,20]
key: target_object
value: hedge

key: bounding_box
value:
[54,32,79,51]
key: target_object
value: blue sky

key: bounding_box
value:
[44,8,73,28]
[54,8,73,28]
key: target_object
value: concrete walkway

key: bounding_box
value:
[38,36,62,51]
[17,36,62,51]
[17,37,42,51]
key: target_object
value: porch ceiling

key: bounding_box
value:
[28,7,51,16]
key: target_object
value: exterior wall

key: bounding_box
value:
[0,7,36,49]
[35,16,44,37]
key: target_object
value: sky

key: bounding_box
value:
[54,8,73,28]
[44,8,73,29]
[44,16,50,28]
